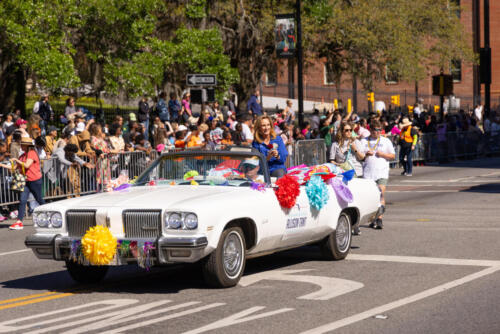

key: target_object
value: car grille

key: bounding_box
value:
[123,210,162,238]
[66,210,96,237]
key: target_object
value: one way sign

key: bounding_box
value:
[186,74,217,86]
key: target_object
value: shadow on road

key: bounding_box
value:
[460,183,500,194]
[0,245,355,295]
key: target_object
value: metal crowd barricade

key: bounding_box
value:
[42,157,97,201]
[293,139,327,167]
[96,151,160,187]
[0,168,19,205]
[1,132,499,206]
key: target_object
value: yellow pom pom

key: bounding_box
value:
[81,225,117,265]
[190,180,199,186]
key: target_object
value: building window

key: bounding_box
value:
[450,59,461,82]
[265,63,277,86]
[450,0,460,18]
[385,65,399,84]
[324,62,335,85]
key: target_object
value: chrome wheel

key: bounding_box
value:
[336,214,351,253]
[223,231,243,279]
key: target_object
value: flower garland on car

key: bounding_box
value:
[305,175,330,210]
[81,226,117,265]
[329,177,353,203]
[274,174,300,209]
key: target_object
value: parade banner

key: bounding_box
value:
[275,14,296,58]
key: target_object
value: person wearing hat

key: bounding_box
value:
[9,137,45,230]
[399,117,418,176]
[238,157,263,182]
[45,126,58,155]
[15,118,30,138]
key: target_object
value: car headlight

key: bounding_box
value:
[167,212,183,229]
[37,212,50,228]
[33,212,41,226]
[184,213,198,230]
[164,212,198,230]
[50,212,63,228]
[34,211,63,228]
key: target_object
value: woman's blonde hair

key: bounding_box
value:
[254,115,276,143]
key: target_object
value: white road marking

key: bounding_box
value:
[387,190,463,193]
[347,254,500,267]
[0,299,138,333]
[239,269,364,300]
[28,300,176,334]
[99,303,225,334]
[429,227,500,231]
[182,306,294,334]
[398,171,500,184]
[0,249,30,257]
[398,180,483,183]
[301,266,500,333]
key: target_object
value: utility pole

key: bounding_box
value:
[484,0,491,118]
[473,0,480,107]
[288,58,295,99]
[352,75,357,114]
[296,0,304,127]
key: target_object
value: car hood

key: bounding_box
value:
[52,185,240,209]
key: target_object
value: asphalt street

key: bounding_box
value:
[1,158,500,334]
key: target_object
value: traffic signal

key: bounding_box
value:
[367,92,375,103]
[408,105,414,113]
[390,95,400,106]
[432,74,453,96]
[434,105,440,113]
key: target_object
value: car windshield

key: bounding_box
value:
[134,152,269,187]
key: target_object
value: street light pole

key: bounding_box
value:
[484,0,491,118]
[296,0,304,128]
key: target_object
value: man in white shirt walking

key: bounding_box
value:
[358,120,395,229]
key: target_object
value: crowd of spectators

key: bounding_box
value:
[1,91,500,229]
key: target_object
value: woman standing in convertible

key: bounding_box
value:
[252,115,288,178]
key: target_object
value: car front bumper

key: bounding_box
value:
[25,234,209,265]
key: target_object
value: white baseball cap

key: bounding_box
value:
[178,125,188,131]
[75,122,85,133]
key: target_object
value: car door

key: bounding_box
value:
[280,186,315,246]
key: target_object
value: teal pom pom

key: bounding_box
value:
[306,175,330,210]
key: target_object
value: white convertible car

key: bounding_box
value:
[26,148,380,288]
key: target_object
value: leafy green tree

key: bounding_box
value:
[303,0,475,92]
[0,0,80,115]
[205,0,292,110]
[0,0,238,114]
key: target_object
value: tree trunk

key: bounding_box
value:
[0,57,26,117]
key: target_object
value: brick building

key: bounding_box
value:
[262,0,499,113]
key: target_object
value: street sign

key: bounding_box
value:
[186,74,217,86]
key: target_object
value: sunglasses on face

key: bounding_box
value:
[372,128,382,132]
[343,129,352,132]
